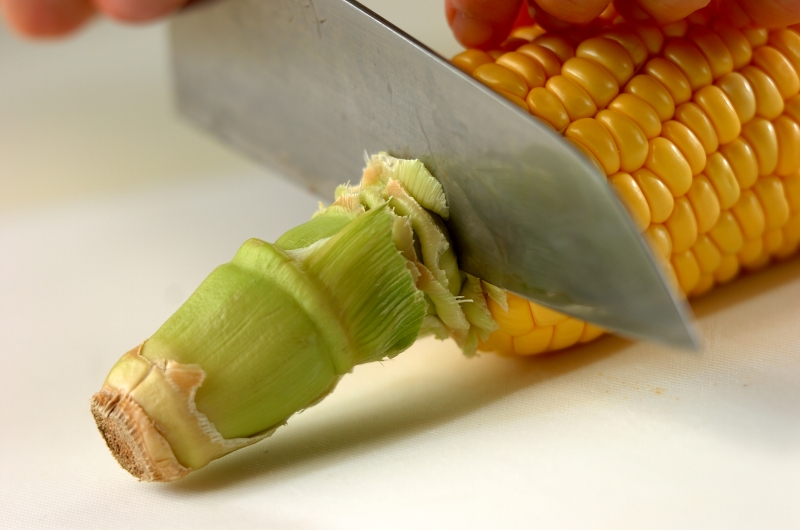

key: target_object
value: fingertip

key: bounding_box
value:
[531,0,610,25]
[446,0,522,49]
[724,0,800,28]
[1,0,94,38]
[636,0,711,24]
[93,0,184,23]
[450,9,495,48]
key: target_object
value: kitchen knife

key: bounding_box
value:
[169,0,699,349]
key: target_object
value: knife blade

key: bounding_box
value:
[169,0,699,349]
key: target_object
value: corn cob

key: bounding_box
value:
[453,19,800,356]
[93,13,800,481]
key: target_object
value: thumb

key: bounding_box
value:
[718,0,800,27]
[446,0,524,49]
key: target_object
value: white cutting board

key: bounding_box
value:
[1,4,798,529]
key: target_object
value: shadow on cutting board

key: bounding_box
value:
[167,258,800,493]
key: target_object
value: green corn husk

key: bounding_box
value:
[91,154,501,482]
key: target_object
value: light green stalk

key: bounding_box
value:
[91,154,500,481]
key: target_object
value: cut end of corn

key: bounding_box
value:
[91,387,190,482]
[458,16,800,356]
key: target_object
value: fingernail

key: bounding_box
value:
[452,9,494,48]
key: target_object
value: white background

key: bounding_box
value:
[1,2,799,528]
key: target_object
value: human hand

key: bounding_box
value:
[0,0,189,37]
[446,0,800,49]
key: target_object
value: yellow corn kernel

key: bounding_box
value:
[502,37,534,53]
[513,326,554,355]
[633,168,675,223]
[704,152,741,209]
[632,24,665,55]
[715,72,757,124]
[579,322,605,343]
[740,66,785,120]
[562,57,620,108]
[763,229,784,254]
[661,261,681,292]
[774,116,800,176]
[672,250,701,293]
[488,292,534,336]
[533,34,576,63]
[737,237,764,266]
[660,120,707,176]
[609,93,662,139]
[548,318,585,350]
[782,211,800,243]
[783,172,800,211]
[546,76,598,120]
[566,118,621,175]
[625,74,675,121]
[451,49,494,74]
[662,19,689,39]
[665,196,698,253]
[688,27,734,79]
[713,23,753,70]
[753,176,790,230]
[496,52,547,89]
[782,212,800,247]
[526,87,570,130]
[785,94,800,123]
[567,138,604,174]
[719,138,759,190]
[480,330,514,356]
[472,63,529,100]
[690,273,715,296]
[600,28,648,69]
[664,39,713,91]
[644,223,673,261]
[644,137,693,197]
[487,50,504,60]
[741,118,779,176]
[742,28,769,47]
[731,189,766,239]
[752,46,800,99]
[510,25,546,42]
[692,234,723,273]
[714,253,741,283]
[743,252,771,270]
[595,109,649,172]
[529,301,568,327]
[768,29,800,74]
[687,175,721,233]
[610,172,651,230]
[675,102,719,154]
[709,210,745,255]
[687,9,711,27]
[516,43,562,78]
[644,57,693,105]
[497,89,530,110]
[576,37,635,85]
[693,85,741,145]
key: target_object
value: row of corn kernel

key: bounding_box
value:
[453,19,800,355]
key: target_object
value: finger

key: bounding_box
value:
[530,0,610,25]
[721,0,800,28]
[0,0,95,37]
[633,0,711,23]
[445,0,523,48]
[93,0,186,22]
